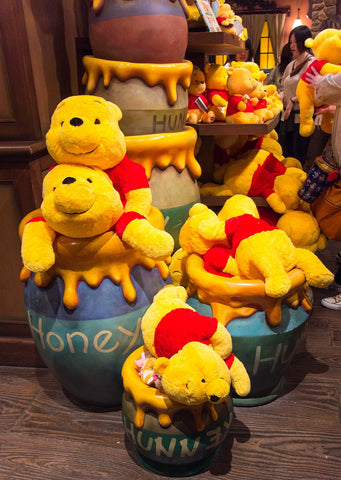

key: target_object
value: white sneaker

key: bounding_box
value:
[321,292,341,310]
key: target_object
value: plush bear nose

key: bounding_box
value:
[70,117,83,127]
[62,177,76,185]
[210,395,220,403]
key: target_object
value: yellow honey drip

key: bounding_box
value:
[125,127,201,180]
[20,210,170,310]
[185,253,312,327]
[122,346,218,431]
[82,56,193,106]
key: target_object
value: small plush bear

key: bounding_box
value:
[187,65,215,124]
[204,63,229,121]
[225,67,260,124]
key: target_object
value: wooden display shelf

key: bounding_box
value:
[187,31,244,55]
[188,114,280,136]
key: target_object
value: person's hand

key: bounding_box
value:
[283,99,293,120]
[314,104,336,115]
[305,66,321,87]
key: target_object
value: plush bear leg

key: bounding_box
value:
[294,247,334,288]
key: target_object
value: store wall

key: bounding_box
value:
[21,0,88,135]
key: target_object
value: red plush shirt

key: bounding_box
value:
[154,308,218,359]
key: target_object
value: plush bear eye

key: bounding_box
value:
[94,119,100,124]
[87,178,92,183]
[61,121,64,126]
[185,383,189,389]
[201,378,206,383]
[53,187,56,191]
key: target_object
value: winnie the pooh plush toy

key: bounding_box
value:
[43,95,174,261]
[225,67,260,124]
[248,80,274,123]
[136,285,250,405]
[20,163,174,272]
[186,65,215,124]
[187,197,334,298]
[296,28,341,137]
[204,63,229,121]
[200,149,308,214]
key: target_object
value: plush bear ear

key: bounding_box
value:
[154,357,170,375]
[105,100,123,122]
[305,38,314,49]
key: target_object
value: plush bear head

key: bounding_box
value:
[276,209,328,252]
[153,342,231,406]
[230,61,267,82]
[226,67,258,96]
[204,63,228,91]
[46,95,126,170]
[41,163,123,238]
[179,203,225,255]
[305,28,341,64]
[188,65,206,96]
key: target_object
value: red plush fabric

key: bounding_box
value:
[258,206,281,226]
[224,353,235,369]
[188,93,209,110]
[203,244,234,277]
[248,152,286,198]
[105,154,149,206]
[206,89,229,104]
[27,216,46,224]
[301,60,327,83]
[253,98,267,110]
[114,212,145,238]
[214,143,231,166]
[224,213,277,257]
[226,95,255,115]
[154,308,218,359]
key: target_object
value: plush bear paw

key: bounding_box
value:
[123,219,174,260]
[265,274,291,297]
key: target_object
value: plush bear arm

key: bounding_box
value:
[211,94,228,107]
[124,187,152,218]
[210,322,233,359]
[293,247,334,288]
[21,218,56,272]
[197,219,226,241]
[226,354,251,397]
[122,218,174,260]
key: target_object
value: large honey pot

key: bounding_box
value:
[121,346,234,476]
[184,254,312,406]
[87,0,189,64]
[20,231,170,407]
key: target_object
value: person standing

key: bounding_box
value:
[264,43,292,95]
[279,25,315,167]
[305,67,341,310]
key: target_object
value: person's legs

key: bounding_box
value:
[292,125,311,168]
[321,254,341,309]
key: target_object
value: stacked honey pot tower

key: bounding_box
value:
[82,0,201,249]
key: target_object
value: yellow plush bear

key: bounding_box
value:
[44,95,174,260]
[225,67,260,124]
[187,65,215,124]
[230,61,267,83]
[139,285,250,405]
[216,2,237,34]
[264,84,283,117]
[249,81,275,123]
[184,196,334,298]
[20,163,174,272]
[204,63,229,121]
[200,149,307,214]
[296,28,341,137]
[276,209,328,252]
